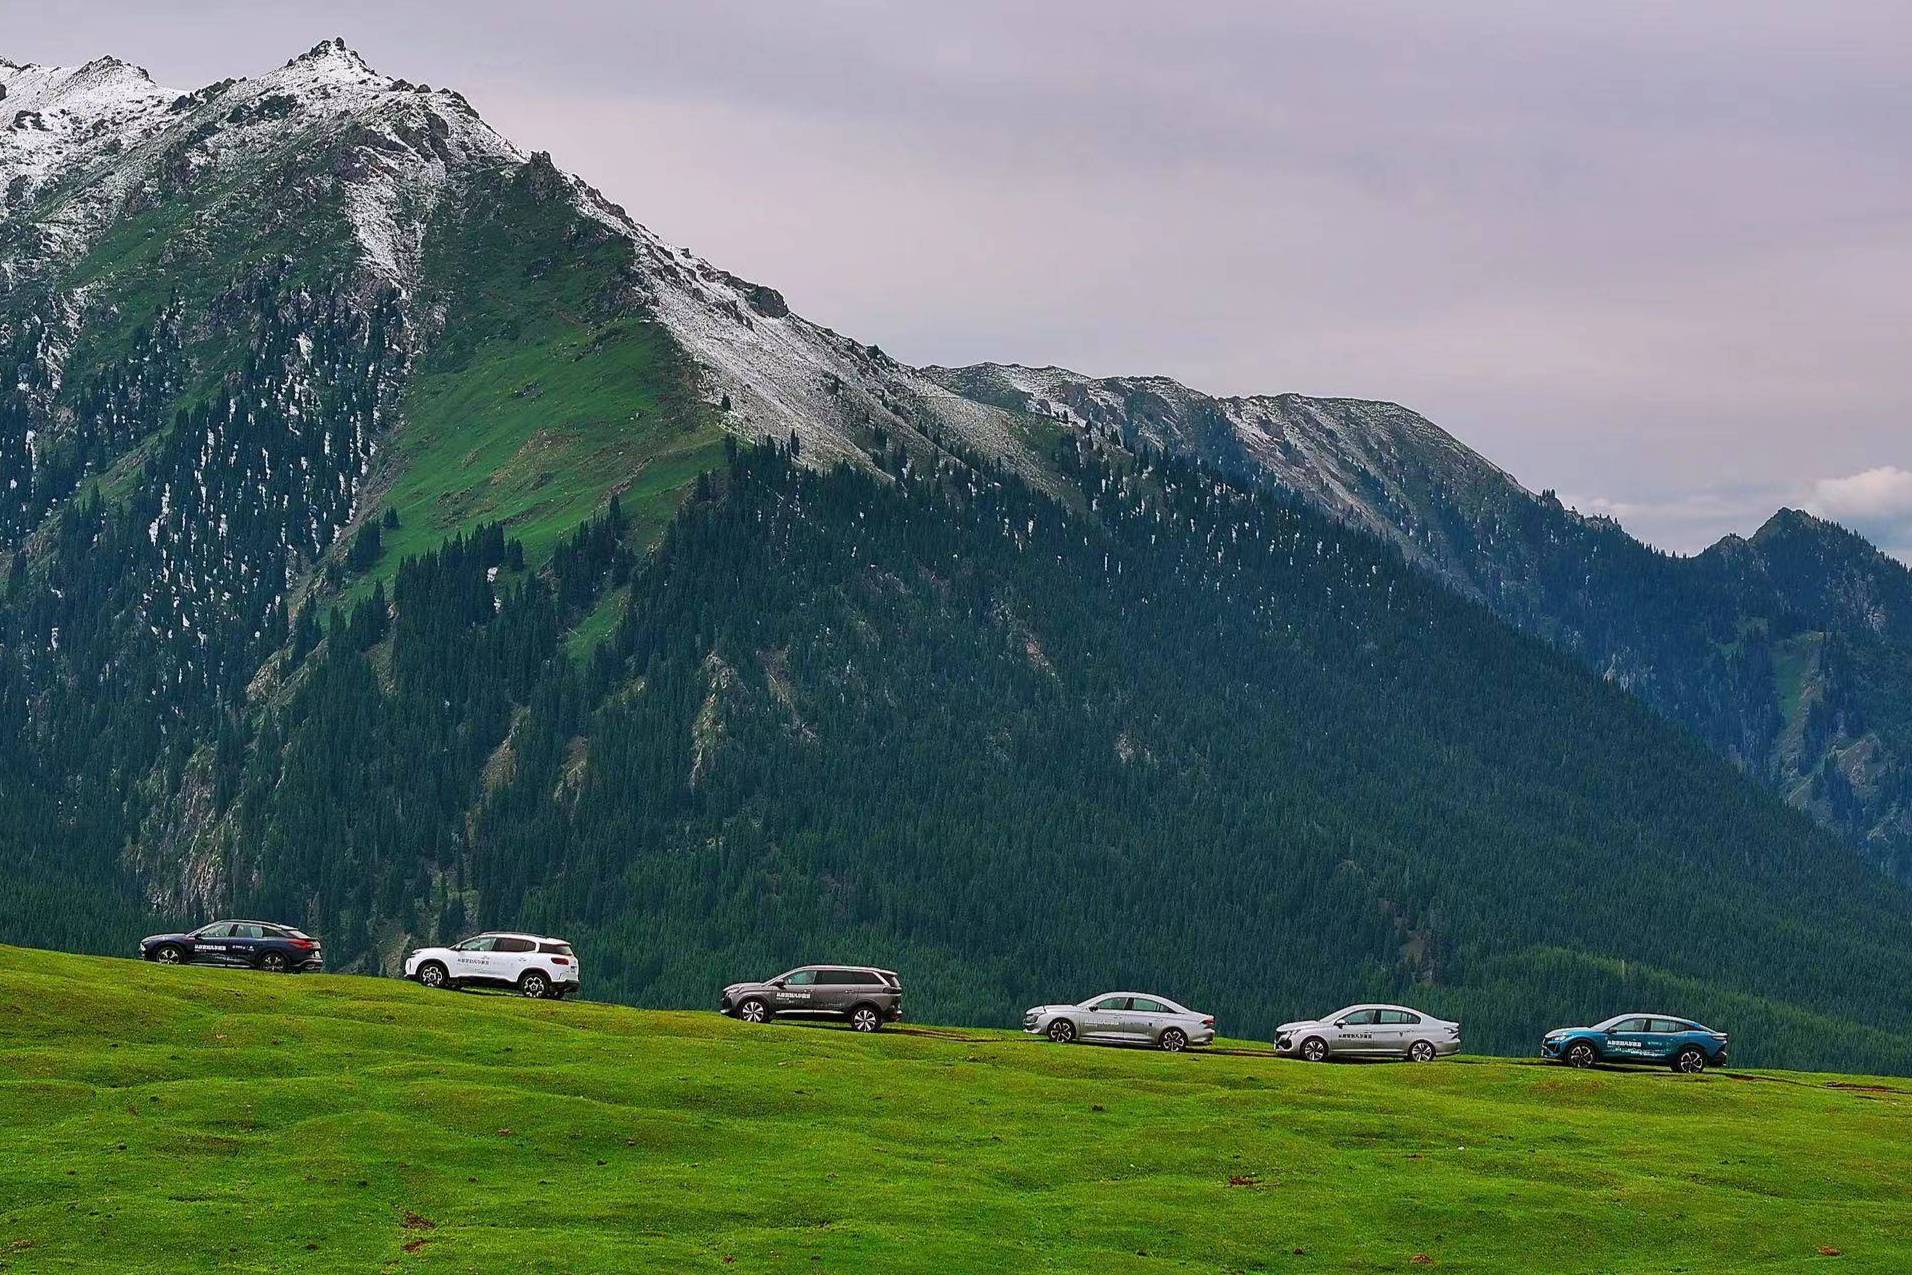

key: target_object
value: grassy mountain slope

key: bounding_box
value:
[1,946,1908,1274]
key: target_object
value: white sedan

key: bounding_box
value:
[1023,992,1216,1052]
[1275,1003,1460,1062]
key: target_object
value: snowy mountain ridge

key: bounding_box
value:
[4,39,1515,521]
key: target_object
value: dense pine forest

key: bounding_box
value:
[11,426,1910,1070]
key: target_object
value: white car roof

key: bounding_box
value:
[1092,992,1192,1012]
[475,931,569,943]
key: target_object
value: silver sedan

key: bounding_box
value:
[1275,1004,1460,1062]
[1023,992,1216,1052]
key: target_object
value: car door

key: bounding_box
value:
[225,923,266,967]
[1334,1008,1382,1053]
[190,923,237,966]
[1376,1009,1418,1054]
[808,969,850,1016]
[1603,1018,1654,1060]
[1128,997,1175,1043]
[1080,996,1131,1040]
[492,936,536,986]
[1645,1019,1688,1061]
[773,968,820,1013]
[451,936,497,983]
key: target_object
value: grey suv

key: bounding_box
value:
[719,965,904,1032]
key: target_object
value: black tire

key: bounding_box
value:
[153,945,184,966]
[258,951,289,974]
[1408,1040,1437,1063]
[1300,1036,1329,1063]
[1672,1047,1707,1075]
[737,997,771,1025]
[1159,1027,1188,1053]
[1565,1041,1599,1069]
[520,971,551,1000]
[849,1005,882,1033]
[1047,1018,1077,1044]
[416,961,449,990]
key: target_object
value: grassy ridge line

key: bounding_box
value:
[1,947,1908,1273]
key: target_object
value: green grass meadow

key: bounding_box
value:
[0,945,1905,1273]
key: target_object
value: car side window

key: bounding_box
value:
[1611,1019,1649,1033]
[813,970,848,985]
[1093,997,1131,1012]
[1130,998,1169,1014]
[232,924,264,939]
[455,937,495,952]
[783,970,817,986]
[495,937,535,954]
[1648,1019,1684,1033]
[1378,1010,1420,1025]
[1341,1009,1379,1026]
[197,923,233,939]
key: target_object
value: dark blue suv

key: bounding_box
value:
[139,920,324,974]
[1541,1013,1729,1073]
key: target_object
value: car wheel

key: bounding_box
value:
[1565,1041,1598,1069]
[259,952,289,974]
[1159,1027,1188,1053]
[850,1006,882,1033]
[520,972,551,999]
[1409,1040,1437,1063]
[1673,1047,1707,1074]
[417,961,449,990]
[738,997,770,1025]
[154,945,184,966]
[1300,1036,1329,1063]
[1047,1019,1077,1044]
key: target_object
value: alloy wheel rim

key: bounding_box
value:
[157,949,179,964]
[422,968,442,987]
[742,1002,765,1023]
[1679,1052,1703,1073]
[854,1010,877,1031]
[1304,1041,1325,1061]
[1163,1031,1184,1052]
[526,977,546,997]
[1050,1022,1072,1043]
[1412,1043,1433,1062]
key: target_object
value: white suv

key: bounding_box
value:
[403,932,580,999]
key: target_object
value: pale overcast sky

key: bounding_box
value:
[14,2,1911,557]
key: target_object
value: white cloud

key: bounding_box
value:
[1809,466,1912,521]
[1806,466,1912,562]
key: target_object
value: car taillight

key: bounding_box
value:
[289,939,316,950]
[1202,1017,1215,1027]
[551,956,571,965]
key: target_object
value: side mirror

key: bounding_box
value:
[1333,1019,1347,1029]
[771,979,785,989]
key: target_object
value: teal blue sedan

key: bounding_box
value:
[1540,1014,1729,1073]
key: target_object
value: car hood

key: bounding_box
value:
[1276,1019,1327,1034]
[142,932,192,945]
